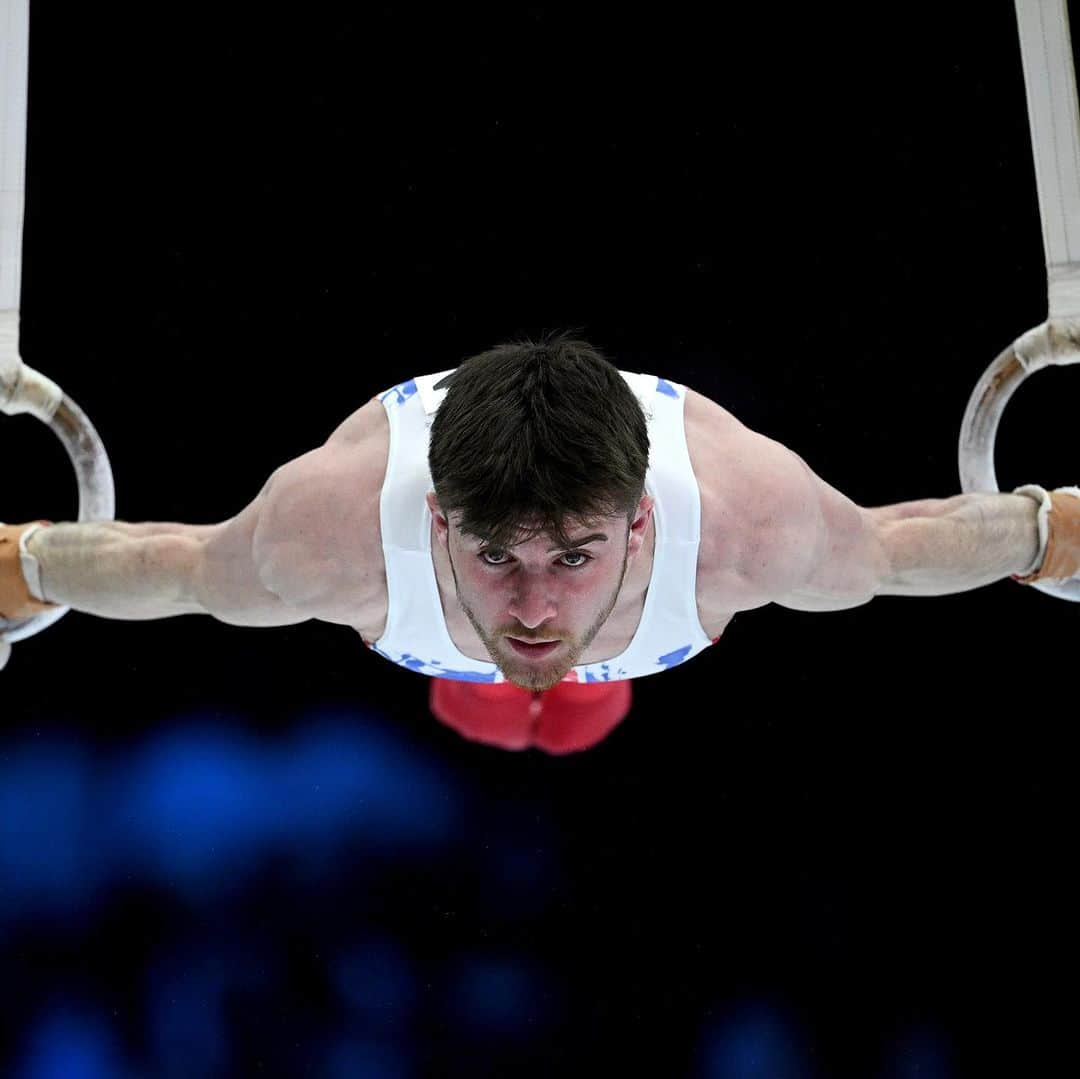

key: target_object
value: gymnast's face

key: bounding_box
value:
[427,493,654,692]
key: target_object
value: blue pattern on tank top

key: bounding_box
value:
[656,644,693,669]
[369,642,499,682]
[380,380,418,407]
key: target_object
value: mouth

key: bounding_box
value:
[506,637,561,659]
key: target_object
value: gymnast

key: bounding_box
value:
[3,330,1078,752]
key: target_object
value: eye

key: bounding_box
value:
[559,550,592,568]
[477,549,593,568]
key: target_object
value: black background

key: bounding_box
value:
[2,3,1076,1076]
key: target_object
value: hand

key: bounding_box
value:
[1,522,57,619]
[1012,486,1080,583]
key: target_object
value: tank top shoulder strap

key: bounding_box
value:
[415,369,457,418]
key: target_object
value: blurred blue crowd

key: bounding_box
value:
[0,707,953,1077]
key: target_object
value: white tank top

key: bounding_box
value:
[367,368,717,683]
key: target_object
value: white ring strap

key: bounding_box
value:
[0,0,117,651]
[956,3,1080,601]
[0,0,28,314]
[1014,0,1080,317]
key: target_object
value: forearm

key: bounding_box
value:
[869,492,1041,597]
[25,521,214,620]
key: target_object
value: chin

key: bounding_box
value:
[496,653,572,692]
[505,669,569,692]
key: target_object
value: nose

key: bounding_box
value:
[506,575,557,630]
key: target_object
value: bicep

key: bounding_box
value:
[197,396,383,627]
[252,446,379,623]
[710,429,880,612]
[195,469,313,627]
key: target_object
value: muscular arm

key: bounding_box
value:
[19,449,353,627]
[709,427,1042,613]
[774,488,1041,612]
[860,493,1041,598]
[14,396,384,628]
[22,493,311,627]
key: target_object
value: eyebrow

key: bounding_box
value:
[546,533,608,552]
[465,530,610,551]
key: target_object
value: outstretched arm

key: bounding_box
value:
[15,499,311,627]
[715,428,1054,613]
[776,489,1043,612]
[0,448,347,627]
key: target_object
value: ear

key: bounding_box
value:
[627,494,655,558]
[426,491,451,548]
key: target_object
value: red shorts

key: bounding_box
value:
[428,677,632,754]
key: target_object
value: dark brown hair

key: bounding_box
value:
[428,329,650,552]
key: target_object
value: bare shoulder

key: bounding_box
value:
[683,387,822,617]
[323,394,390,450]
[255,396,389,630]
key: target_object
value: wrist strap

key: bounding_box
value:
[17,520,52,602]
[1010,485,1050,581]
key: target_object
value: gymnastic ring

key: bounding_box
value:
[958,318,1080,602]
[0,326,115,644]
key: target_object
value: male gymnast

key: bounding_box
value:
[3,331,1077,753]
